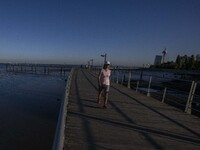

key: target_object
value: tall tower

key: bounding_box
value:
[162,48,167,64]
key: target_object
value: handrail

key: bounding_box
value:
[112,69,200,116]
[52,68,74,150]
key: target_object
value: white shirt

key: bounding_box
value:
[100,69,111,85]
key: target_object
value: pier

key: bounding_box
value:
[63,69,200,150]
[3,63,71,75]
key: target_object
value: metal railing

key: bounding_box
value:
[5,63,71,75]
[52,68,74,150]
[110,69,200,116]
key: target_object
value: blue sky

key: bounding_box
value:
[0,0,200,66]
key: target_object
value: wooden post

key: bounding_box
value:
[121,75,124,85]
[185,81,195,113]
[185,81,197,114]
[140,68,143,81]
[127,71,131,88]
[136,80,139,92]
[8,64,10,71]
[162,87,167,103]
[6,64,8,71]
[147,76,152,97]
[116,71,119,84]
[60,67,63,75]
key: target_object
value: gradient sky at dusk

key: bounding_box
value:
[0,0,200,66]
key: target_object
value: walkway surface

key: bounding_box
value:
[64,69,200,150]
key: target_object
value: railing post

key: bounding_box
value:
[185,81,194,113]
[121,74,124,85]
[110,74,114,82]
[147,76,152,97]
[140,68,143,81]
[95,68,97,74]
[116,71,119,84]
[185,81,197,114]
[162,87,167,103]
[127,71,131,88]
[136,80,139,92]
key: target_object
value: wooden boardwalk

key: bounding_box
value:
[64,69,200,150]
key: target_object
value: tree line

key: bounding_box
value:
[153,54,200,70]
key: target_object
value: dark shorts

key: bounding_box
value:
[99,84,110,93]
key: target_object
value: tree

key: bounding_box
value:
[176,55,181,69]
[188,55,195,69]
[182,55,188,69]
[155,54,199,70]
[195,58,200,70]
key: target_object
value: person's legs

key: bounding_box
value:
[97,86,102,104]
[104,92,108,107]
[103,85,110,108]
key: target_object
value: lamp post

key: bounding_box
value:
[101,53,107,64]
[90,59,93,68]
[87,60,90,69]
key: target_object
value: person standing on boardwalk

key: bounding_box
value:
[98,61,111,108]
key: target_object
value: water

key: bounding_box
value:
[0,69,68,150]
[112,69,182,83]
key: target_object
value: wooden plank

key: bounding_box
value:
[64,69,200,150]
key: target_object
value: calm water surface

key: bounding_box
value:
[0,71,67,150]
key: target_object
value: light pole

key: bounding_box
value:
[101,53,107,64]
[88,60,90,68]
[90,59,93,68]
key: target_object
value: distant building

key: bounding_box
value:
[196,54,200,61]
[154,55,162,65]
